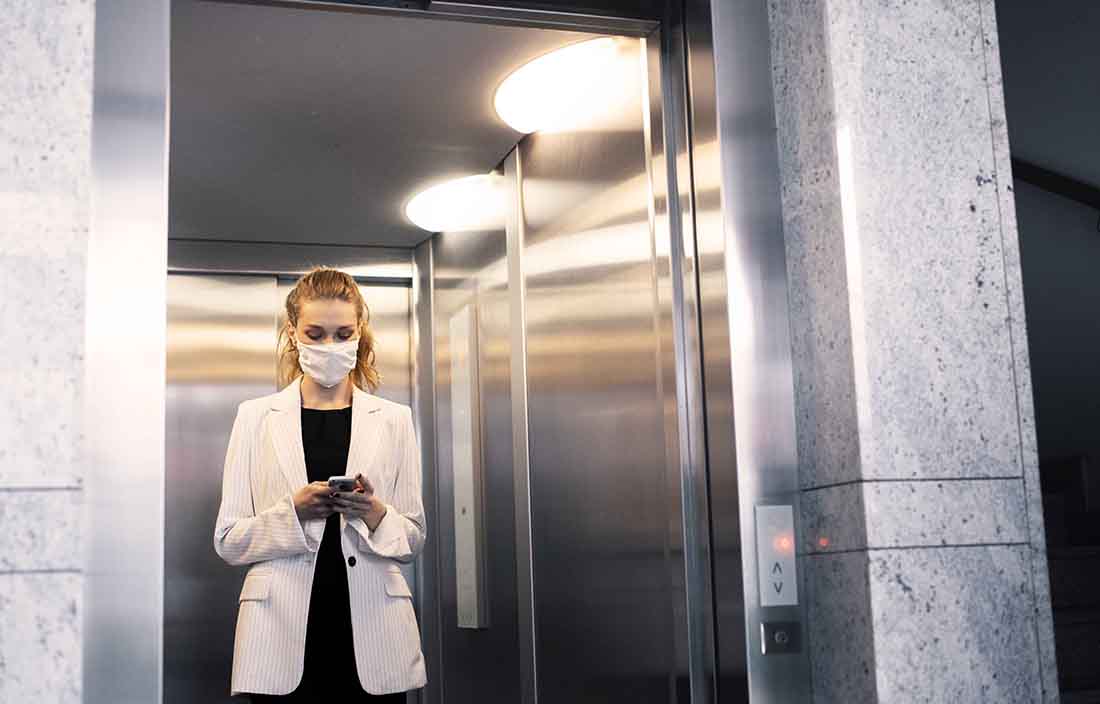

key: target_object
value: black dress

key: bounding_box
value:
[248,405,406,703]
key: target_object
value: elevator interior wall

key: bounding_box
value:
[518,92,686,703]
[431,214,523,703]
[426,30,722,701]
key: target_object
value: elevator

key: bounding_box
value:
[88,1,811,702]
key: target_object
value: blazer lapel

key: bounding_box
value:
[268,376,308,491]
[346,385,386,482]
[339,385,385,535]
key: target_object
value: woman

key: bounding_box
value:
[213,266,427,701]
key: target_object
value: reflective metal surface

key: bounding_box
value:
[505,146,539,704]
[165,271,412,703]
[412,240,443,704]
[518,36,685,703]
[428,1,657,34]
[432,205,523,702]
[84,1,171,702]
[647,14,719,703]
[686,0,812,700]
[682,1,751,698]
[425,27,735,703]
[168,239,413,283]
[209,0,659,35]
[165,274,276,703]
[445,301,491,628]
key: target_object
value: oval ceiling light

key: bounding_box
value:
[404,173,506,233]
[494,37,627,134]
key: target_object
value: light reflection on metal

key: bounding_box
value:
[698,0,812,698]
[430,159,526,698]
[494,37,643,134]
[85,2,170,702]
[405,173,507,233]
[515,33,688,699]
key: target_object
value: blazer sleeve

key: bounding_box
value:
[349,406,426,564]
[213,402,314,566]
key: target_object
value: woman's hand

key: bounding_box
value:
[292,481,338,521]
[332,473,388,531]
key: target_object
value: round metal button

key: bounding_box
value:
[347,556,357,567]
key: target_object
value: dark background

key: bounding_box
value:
[997,2,1100,700]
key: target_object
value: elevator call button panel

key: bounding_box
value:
[755,504,798,607]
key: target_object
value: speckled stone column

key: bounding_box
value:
[766,0,1058,701]
[0,1,93,702]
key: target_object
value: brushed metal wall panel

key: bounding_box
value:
[687,0,812,700]
[169,239,413,282]
[682,2,751,698]
[432,216,523,703]
[646,17,719,704]
[165,274,277,704]
[517,36,683,704]
[447,302,490,628]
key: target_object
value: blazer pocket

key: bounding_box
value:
[239,573,272,602]
[384,571,412,599]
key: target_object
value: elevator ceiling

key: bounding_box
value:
[169,1,590,247]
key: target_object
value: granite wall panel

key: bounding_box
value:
[0,2,93,703]
[769,0,1058,700]
[801,550,877,703]
[868,545,1041,703]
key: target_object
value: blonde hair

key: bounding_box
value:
[277,266,380,392]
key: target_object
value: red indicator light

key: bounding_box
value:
[818,536,830,549]
[773,535,793,553]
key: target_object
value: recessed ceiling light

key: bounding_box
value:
[494,37,633,134]
[404,174,506,233]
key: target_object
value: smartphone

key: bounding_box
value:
[327,476,357,492]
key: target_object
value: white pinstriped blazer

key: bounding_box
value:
[213,375,427,696]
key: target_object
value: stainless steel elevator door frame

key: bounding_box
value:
[199,0,660,36]
[682,0,812,701]
[88,3,808,703]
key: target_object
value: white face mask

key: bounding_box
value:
[297,337,359,388]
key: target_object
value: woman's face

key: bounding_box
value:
[290,297,359,345]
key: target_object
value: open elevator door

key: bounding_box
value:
[87,0,812,702]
